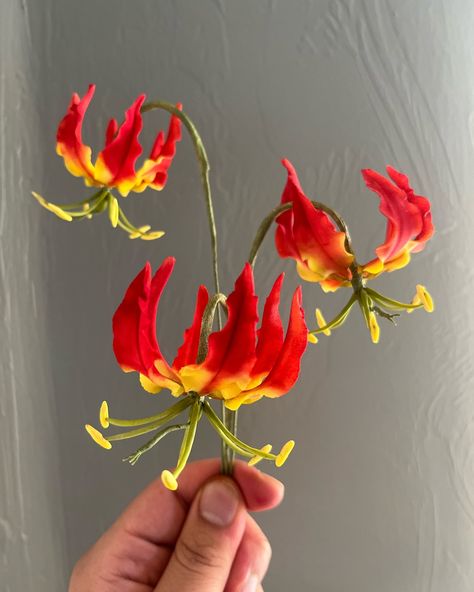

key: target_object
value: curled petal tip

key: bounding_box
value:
[161,469,178,491]
[275,440,295,467]
[85,424,112,450]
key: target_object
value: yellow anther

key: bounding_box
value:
[161,470,178,491]
[315,309,331,336]
[416,284,434,313]
[82,202,90,212]
[275,440,295,467]
[108,196,119,228]
[32,192,73,222]
[368,311,380,344]
[99,401,109,429]
[86,214,93,219]
[140,231,165,241]
[85,424,112,450]
[129,225,152,239]
[307,333,319,344]
[248,444,273,467]
[407,293,421,314]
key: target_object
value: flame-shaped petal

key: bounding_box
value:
[275,159,354,292]
[361,166,434,277]
[56,84,96,183]
[112,258,181,392]
[94,95,145,197]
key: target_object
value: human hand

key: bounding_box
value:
[69,459,284,591]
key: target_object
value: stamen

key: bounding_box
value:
[312,295,356,335]
[108,196,119,228]
[162,400,202,490]
[203,402,276,461]
[85,424,112,450]
[140,231,165,240]
[161,470,178,491]
[107,396,193,428]
[32,193,73,222]
[368,311,380,344]
[100,401,109,428]
[307,333,319,344]
[275,440,295,467]
[248,444,273,467]
[407,293,421,314]
[316,309,331,336]
[416,284,434,313]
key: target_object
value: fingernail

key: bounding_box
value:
[241,573,259,592]
[200,479,239,527]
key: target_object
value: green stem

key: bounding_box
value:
[142,101,236,473]
[197,294,227,363]
[141,102,221,303]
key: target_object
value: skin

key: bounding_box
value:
[69,459,284,592]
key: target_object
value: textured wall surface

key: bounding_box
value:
[1,0,473,590]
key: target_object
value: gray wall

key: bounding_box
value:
[1,0,473,590]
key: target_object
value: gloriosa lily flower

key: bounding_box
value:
[85,257,308,490]
[32,84,182,239]
[275,159,434,343]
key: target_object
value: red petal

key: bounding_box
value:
[172,286,209,370]
[147,106,182,190]
[56,84,96,180]
[201,264,258,391]
[149,131,165,160]
[250,274,284,379]
[248,287,307,398]
[95,94,145,185]
[105,118,118,146]
[361,167,432,264]
[112,258,175,377]
[275,159,353,281]
[386,166,434,251]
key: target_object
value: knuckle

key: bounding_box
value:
[175,531,225,575]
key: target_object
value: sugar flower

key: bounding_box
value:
[32,84,182,239]
[275,159,434,343]
[85,257,307,489]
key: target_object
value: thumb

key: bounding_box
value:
[156,477,247,592]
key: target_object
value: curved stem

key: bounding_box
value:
[142,102,240,474]
[197,293,227,363]
[141,102,221,308]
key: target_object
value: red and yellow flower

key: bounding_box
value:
[275,159,434,343]
[113,257,307,409]
[85,258,307,489]
[33,84,182,239]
